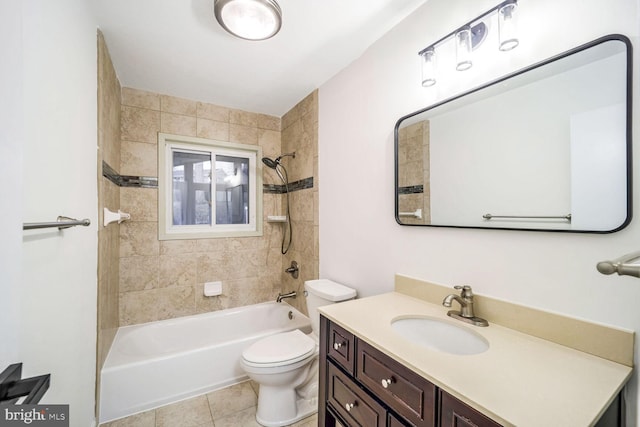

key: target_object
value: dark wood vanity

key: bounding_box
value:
[319,316,502,427]
[319,314,624,427]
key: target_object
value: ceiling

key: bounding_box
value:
[93,0,427,117]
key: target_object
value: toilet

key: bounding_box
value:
[241,279,356,427]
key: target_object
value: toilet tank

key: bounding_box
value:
[304,279,356,336]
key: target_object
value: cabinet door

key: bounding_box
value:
[439,391,502,427]
[328,362,386,427]
[389,412,412,427]
[357,340,436,427]
[328,321,356,374]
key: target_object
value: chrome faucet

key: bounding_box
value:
[442,285,488,327]
[276,291,297,303]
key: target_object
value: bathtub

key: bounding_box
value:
[99,301,311,423]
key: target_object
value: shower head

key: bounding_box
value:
[262,157,278,169]
[261,152,296,169]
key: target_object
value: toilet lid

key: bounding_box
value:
[242,330,315,365]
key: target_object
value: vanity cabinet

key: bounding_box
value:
[319,315,499,427]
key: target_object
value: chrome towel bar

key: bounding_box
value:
[399,209,422,219]
[597,250,640,278]
[23,216,91,230]
[483,213,571,222]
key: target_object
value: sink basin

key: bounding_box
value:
[391,316,489,355]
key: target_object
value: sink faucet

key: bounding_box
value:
[276,291,296,303]
[442,285,488,327]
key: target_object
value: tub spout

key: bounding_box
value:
[276,291,297,303]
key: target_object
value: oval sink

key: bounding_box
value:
[391,316,489,355]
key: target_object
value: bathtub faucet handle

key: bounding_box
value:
[285,261,299,279]
[276,291,297,303]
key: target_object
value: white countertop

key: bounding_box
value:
[319,292,632,427]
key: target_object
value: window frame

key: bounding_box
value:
[158,133,263,240]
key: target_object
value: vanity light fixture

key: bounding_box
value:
[214,0,282,41]
[418,0,519,87]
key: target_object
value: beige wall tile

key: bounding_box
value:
[257,114,281,131]
[120,140,157,177]
[120,187,157,222]
[196,238,230,254]
[161,112,197,136]
[161,95,197,116]
[122,87,160,110]
[288,143,313,183]
[281,105,300,131]
[120,221,160,257]
[195,283,225,313]
[160,239,197,255]
[290,190,314,222]
[229,124,258,145]
[197,118,230,141]
[119,289,160,325]
[115,87,318,326]
[159,254,197,288]
[156,286,196,321]
[230,109,258,127]
[121,106,160,144]
[119,256,159,292]
[196,252,231,284]
[197,102,230,122]
[97,31,121,376]
[258,129,281,159]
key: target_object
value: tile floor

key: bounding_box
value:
[99,381,318,427]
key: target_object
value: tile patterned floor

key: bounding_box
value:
[99,381,318,427]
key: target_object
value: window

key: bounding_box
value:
[158,133,262,240]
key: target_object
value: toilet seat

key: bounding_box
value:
[242,330,316,368]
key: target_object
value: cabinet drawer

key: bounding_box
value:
[357,340,436,427]
[328,321,356,374]
[328,362,386,427]
[440,391,502,427]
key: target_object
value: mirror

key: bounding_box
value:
[395,35,632,232]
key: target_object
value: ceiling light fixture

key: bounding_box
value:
[418,0,519,87]
[214,0,282,41]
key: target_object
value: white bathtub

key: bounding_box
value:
[99,301,311,423]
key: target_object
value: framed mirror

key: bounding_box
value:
[395,34,632,233]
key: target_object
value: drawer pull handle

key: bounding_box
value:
[333,342,343,350]
[381,377,395,388]
[345,402,357,412]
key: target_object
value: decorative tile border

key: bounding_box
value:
[398,185,423,195]
[102,161,158,188]
[104,161,314,193]
[263,177,314,194]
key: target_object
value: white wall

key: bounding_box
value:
[0,0,24,366]
[319,0,640,424]
[0,1,98,426]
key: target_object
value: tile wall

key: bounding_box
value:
[97,30,121,374]
[280,91,319,316]
[397,120,430,225]
[117,88,319,325]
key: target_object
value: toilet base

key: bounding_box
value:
[255,395,317,427]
